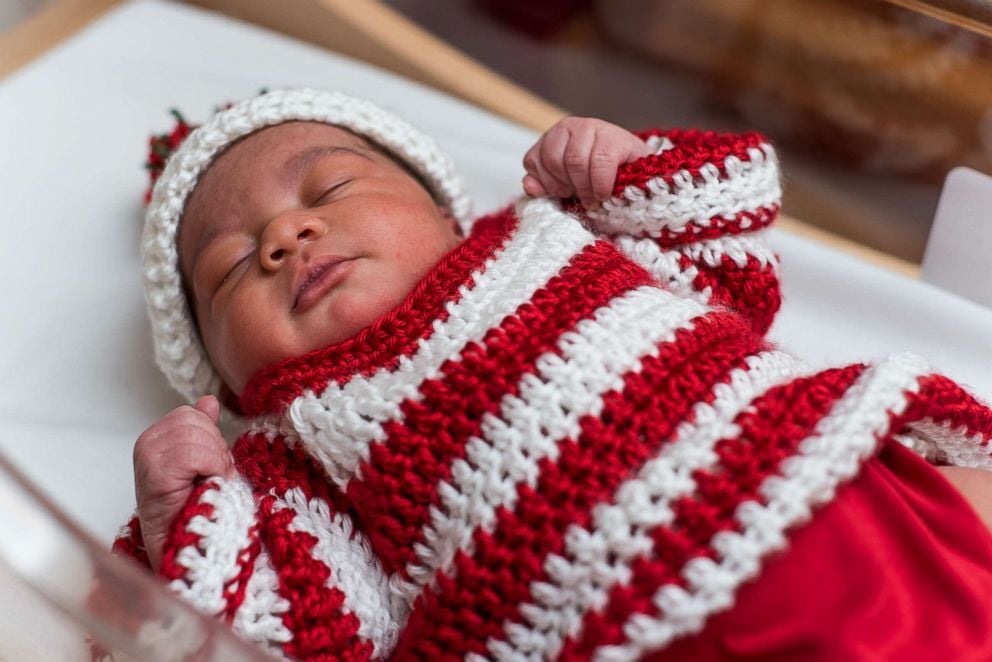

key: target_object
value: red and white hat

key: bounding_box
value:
[141,88,473,404]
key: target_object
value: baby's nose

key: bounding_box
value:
[260,215,326,270]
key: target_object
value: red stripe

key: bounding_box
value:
[157,479,262,623]
[111,515,151,569]
[233,432,349,514]
[159,480,216,582]
[616,129,771,195]
[653,205,778,247]
[560,364,866,658]
[893,374,992,444]
[392,311,763,660]
[561,204,779,248]
[346,240,654,575]
[691,253,781,334]
[221,524,262,623]
[239,209,518,416]
[257,494,374,661]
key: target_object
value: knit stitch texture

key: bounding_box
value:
[116,129,992,660]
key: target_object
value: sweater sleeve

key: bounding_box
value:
[112,431,402,660]
[577,128,783,334]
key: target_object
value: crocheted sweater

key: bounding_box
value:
[114,129,992,660]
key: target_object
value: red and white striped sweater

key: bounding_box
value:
[115,130,992,660]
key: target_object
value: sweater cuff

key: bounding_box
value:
[159,477,260,621]
[582,129,781,245]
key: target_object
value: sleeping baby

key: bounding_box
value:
[116,88,992,660]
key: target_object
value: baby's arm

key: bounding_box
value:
[524,118,782,333]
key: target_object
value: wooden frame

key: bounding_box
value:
[0,0,919,276]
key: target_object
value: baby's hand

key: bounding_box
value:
[523,117,651,208]
[133,395,235,571]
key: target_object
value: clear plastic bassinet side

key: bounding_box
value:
[0,450,273,662]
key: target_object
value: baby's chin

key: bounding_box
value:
[286,280,412,355]
[317,284,410,340]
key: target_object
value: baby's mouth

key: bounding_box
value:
[292,256,357,313]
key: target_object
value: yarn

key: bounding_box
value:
[114,128,992,660]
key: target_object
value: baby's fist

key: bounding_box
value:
[133,395,235,571]
[523,117,650,208]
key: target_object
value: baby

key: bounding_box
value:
[117,89,992,660]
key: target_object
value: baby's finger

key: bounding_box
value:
[589,134,623,203]
[563,125,597,207]
[522,174,547,198]
[537,128,574,198]
[159,434,234,483]
[524,141,568,198]
[193,395,221,425]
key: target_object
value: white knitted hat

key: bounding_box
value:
[142,88,473,404]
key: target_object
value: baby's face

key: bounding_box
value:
[179,121,461,395]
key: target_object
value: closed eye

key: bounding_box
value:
[218,253,252,290]
[311,178,354,207]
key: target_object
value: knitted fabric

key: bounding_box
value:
[141,88,473,404]
[115,130,992,660]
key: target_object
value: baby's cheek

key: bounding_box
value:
[214,301,286,387]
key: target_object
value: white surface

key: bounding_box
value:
[922,166,992,309]
[0,0,990,547]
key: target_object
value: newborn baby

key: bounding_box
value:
[117,89,992,660]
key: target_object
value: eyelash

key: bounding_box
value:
[312,178,353,207]
[219,253,251,288]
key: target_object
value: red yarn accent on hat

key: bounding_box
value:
[143,109,196,205]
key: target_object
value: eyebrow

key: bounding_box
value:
[282,144,374,184]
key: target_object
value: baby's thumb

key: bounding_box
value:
[193,395,221,425]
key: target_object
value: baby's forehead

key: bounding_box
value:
[203,122,375,181]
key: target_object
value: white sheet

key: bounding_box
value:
[1,0,990,545]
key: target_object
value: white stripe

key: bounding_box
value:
[279,199,597,488]
[586,144,780,238]
[613,230,777,304]
[484,350,805,660]
[168,477,257,616]
[232,550,293,655]
[396,286,710,603]
[277,487,405,657]
[597,353,931,661]
[613,235,703,303]
[908,419,992,470]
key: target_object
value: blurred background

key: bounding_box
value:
[385,0,992,263]
[8,0,992,262]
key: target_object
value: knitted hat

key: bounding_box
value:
[142,88,473,404]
